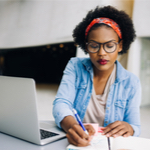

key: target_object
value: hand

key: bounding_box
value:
[84,124,96,136]
[66,124,95,147]
[101,121,134,138]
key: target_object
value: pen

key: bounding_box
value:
[107,137,111,150]
[72,108,88,135]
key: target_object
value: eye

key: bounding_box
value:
[106,45,113,48]
[105,42,115,48]
[89,42,99,48]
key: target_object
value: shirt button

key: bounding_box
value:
[105,121,108,124]
[107,107,109,110]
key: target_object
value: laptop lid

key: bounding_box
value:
[0,76,65,145]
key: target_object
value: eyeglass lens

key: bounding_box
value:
[87,41,117,53]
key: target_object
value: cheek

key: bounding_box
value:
[89,55,97,65]
[109,52,119,61]
[89,53,96,60]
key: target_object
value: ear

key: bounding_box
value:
[118,40,123,53]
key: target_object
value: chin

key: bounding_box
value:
[97,65,110,71]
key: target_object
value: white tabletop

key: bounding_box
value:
[0,120,69,150]
[0,132,68,150]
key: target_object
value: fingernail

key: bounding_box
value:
[106,134,110,137]
[113,134,117,138]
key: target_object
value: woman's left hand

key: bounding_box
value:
[101,121,134,138]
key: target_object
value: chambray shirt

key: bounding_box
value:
[53,57,141,136]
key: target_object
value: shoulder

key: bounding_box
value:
[116,61,140,89]
[69,57,89,63]
[124,70,140,92]
[126,70,140,84]
[68,57,91,68]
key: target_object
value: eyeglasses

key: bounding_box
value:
[86,41,119,53]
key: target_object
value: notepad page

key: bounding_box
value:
[66,133,108,150]
[111,136,150,150]
[67,134,150,150]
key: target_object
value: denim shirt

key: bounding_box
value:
[53,57,141,136]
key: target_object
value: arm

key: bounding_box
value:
[53,58,95,146]
[53,58,77,128]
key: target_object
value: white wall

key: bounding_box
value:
[0,0,133,49]
[127,38,142,78]
[133,0,150,37]
[128,0,150,106]
[139,38,150,106]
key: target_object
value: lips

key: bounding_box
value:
[97,59,108,65]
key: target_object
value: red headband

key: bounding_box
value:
[85,17,122,39]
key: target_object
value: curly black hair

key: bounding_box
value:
[72,5,136,54]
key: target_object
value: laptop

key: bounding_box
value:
[0,76,66,145]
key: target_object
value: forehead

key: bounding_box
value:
[87,26,119,43]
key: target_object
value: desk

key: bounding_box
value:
[0,120,69,150]
[0,132,68,150]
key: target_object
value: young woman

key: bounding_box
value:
[53,5,141,147]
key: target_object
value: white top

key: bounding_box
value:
[83,64,116,126]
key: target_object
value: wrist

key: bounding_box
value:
[129,124,134,136]
[60,115,78,133]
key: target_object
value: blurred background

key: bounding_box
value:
[0,0,150,138]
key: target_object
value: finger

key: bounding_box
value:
[102,121,122,135]
[99,127,105,133]
[71,132,90,147]
[72,124,89,139]
[108,122,133,137]
[100,127,106,130]
[67,133,89,146]
[66,133,78,146]
[123,132,130,137]
[85,125,95,136]
[106,124,125,137]
[67,128,90,147]
[112,129,127,138]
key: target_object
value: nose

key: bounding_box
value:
[97,44,107,55]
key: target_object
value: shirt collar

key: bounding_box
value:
[81,58,129,83]
[81,57,93,72]
[115,60,129,83]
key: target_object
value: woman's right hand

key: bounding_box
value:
[61,116,95,147]
[66,124,90,146]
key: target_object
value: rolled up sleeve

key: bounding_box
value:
[53,58,77,128]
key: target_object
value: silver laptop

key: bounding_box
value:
[0,76,66,145]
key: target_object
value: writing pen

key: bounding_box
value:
[72,108,89,135]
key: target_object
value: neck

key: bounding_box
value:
[93,64,115,80]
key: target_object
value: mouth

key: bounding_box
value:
[97,59,108,65]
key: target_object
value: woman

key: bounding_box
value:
[53,5,141,147]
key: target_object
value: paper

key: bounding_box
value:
[66,123,150,150]
[67,123,108,150]
[67,134,150,150]
[66,133,108,150]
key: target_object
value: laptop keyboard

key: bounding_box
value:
[40,129,59,140]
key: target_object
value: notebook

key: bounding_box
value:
[67,124,150,150]
[0,76,66,145]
